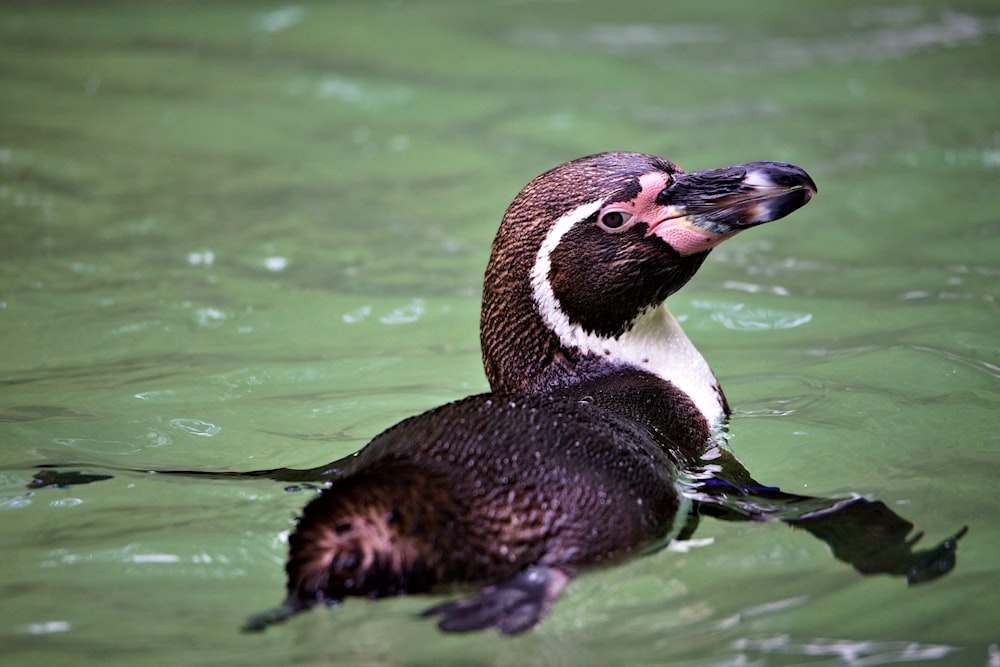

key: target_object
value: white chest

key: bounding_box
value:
[608,307,725,427]
[530,202,726,428]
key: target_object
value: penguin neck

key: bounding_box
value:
[580,305,728,430]
[532,283,727,430]
[480,202,727,431]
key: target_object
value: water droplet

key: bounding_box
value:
[25,621,70,635]
[134,390,176,401]
[131,553,180,564]
[262,256,288,272]
[194,308,226,327]
[187,250,214,266]
[50,498,83,508]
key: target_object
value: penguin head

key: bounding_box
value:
[489,152,816,338]
[481,152,816,392]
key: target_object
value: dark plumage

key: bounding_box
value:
[252,152,820,634]
[289,395,680,591]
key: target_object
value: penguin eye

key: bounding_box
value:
[597,210,634,232]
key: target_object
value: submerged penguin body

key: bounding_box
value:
[270,153,819,633]
[287,392,684,612]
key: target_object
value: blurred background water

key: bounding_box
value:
[1,2,998,665]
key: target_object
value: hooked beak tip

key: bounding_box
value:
[666,161,818,235]
[744,162,817,196]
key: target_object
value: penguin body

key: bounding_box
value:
[285,391,685,632]
[24,153,969,633]
[260,152,818,634]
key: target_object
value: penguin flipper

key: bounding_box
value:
[422,566,570,635]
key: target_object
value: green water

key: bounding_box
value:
[2,1,998,665]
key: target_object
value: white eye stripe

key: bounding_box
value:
[535,201,604,269]
[530,200,603,352]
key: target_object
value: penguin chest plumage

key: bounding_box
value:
[530,203,727,428]
[275,152,817,635]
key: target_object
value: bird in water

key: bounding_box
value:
[235,152,964,634]
[29,152,966,635]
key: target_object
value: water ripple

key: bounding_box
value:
[52,437,141,455]
[806,342,1000,381]
[379,299,426,325]
[734,394,825,419]
[22,621,71,635]
[906,344,1000,381]
[723,280,790,296]
[733,635,960,665]
[753,11,999,68]
[947,263,1000,277]
[293,75,414,110]
[342,305,371,324]
[252,6,304,34]
[168,418,221,437]
[693,301,813,331]
[510,24,726,51]
[510,12,1000,71]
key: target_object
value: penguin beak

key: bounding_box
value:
[657,161,817,236]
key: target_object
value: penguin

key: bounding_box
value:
[26,153,965,633]
[245,153,820,634]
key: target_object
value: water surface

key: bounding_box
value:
[2,2,998,665]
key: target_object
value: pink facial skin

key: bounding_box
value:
[598,172,736,257]
[649,222,732,256]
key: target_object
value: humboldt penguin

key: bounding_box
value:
[249,153,819,634]
[27,152,964,632]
